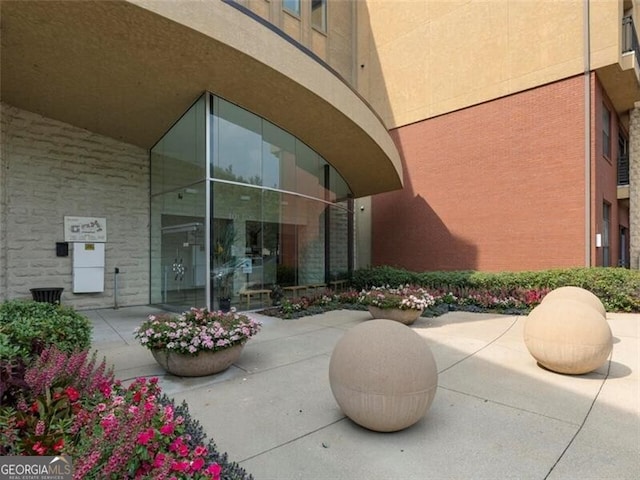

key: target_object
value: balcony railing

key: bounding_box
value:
[618,154,630,185]
[623,16,640,67]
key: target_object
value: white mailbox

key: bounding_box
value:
[73,242,105,293]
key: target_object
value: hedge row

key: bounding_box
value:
[350,266,640,312]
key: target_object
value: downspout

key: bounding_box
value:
[584,0,592,266]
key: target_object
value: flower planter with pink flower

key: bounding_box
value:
[358,285,435,325]
[134,308,261,377]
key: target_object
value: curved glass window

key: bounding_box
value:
[150,93,352,311]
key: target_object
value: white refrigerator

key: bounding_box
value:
[72,242,105,293]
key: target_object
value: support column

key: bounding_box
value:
[629,102,640,269]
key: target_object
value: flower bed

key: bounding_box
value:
[260,285,548,319]
[0,345,253,480]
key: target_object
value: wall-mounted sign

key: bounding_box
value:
[240,257,252,274]
[64,216,107,242]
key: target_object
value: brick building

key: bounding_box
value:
[357,1,640,271]
[1,1,639,311]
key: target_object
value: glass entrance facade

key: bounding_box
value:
[150,93,353,311]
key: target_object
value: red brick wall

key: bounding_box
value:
[373,75,590,272]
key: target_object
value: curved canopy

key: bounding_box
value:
[1,0,402,197]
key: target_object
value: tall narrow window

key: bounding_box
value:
[311,0,326,31]
[602,104,611,158]
[602,202,611,267]
[283,0,300,16]
[618,133,629,185]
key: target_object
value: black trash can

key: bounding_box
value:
[30,288,64,304]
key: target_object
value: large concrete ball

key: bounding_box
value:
[329,319,438,432]
[524,299,612,375]
[541,286,606,317]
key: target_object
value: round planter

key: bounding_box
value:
[367,306,423,325]
[151,344,244,377]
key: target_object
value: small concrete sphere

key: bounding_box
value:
[329,319,438,432]
[541,286,606,317]
[524,299,612,375]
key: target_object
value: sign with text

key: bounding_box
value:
[0,456,73,480]
[64,216,107,242]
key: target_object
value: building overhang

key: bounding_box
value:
[0,0,402,198]
[596,52,640,115]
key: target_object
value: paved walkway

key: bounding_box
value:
[86,307,640,480]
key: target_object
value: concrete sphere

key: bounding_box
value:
[541,286,606,317]
[329,319,438,432]
[524,299,612,374]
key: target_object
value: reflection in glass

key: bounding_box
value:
[150,92,353,311]
[150,183,207,310]
[283,0,300,15]
[312,0,327,32]
[151,96,205,196]
[214,97,262,185]
[329,202,350,281]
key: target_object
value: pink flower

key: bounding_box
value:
[163,405,174,421]
[65,386,80,402]
[35,420,45,436]
[169,437,183,452]
[193,445,207,457]
[171,460,189,472]
[100,413,117,430]
[191,457,205,471]
[96,403,107,412]
[32,442,46,455]
[53,438,65,452]
[99,382,112,398]
[154,453,166,468]
[160,423,175,436]
[137,428,155,445]
[207,463,222,480]
[178,444,189,457]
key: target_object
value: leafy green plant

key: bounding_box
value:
[351,266,640,313]
[0,300,92,359]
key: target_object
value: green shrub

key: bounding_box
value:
[351,266,640,312]
[0,300,91,360]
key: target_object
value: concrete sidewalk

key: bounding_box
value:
[86,307,640,480]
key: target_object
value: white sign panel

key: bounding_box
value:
[241,257,252,274]
[64,216,107,242]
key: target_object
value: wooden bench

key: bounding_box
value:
[282,285,308,298]
[306,283,328,295]
[239,289,271,309]
[283,284,329,298]
[329,279,347,292]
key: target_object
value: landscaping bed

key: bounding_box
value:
[0,300,253,480]
[261,266,640,319]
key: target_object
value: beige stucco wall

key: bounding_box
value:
[357,0,626,129]
[1,104,150,309]
[240,0,356,84]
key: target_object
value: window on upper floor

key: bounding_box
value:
[602,103,611,158]
[311,0,326,32]
[283,0,300,16]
